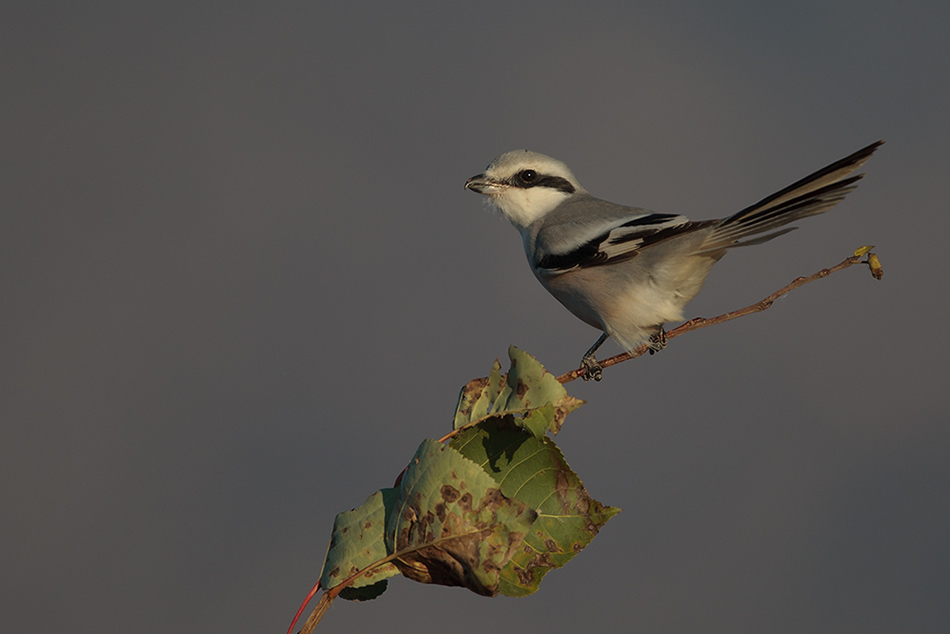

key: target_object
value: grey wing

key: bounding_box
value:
[533,207,704,274]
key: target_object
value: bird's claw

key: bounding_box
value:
[647,327,667,355]
[580,355,603,381]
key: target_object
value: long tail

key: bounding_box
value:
[699,140,884,252]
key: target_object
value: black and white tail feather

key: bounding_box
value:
[701,140,883,254]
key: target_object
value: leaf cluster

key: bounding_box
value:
[317,348,618,604]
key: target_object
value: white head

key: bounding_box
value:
[465,150,585,230]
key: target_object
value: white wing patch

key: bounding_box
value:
[599,214,690,257]
[536,213,692,274]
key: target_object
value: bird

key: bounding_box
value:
[464,140,883,380]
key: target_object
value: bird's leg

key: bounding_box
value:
[647,326,667,355]
[580,332,609,381]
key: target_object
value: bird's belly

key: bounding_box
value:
[537,264,700,351]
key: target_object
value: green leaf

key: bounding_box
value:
[518,402,558,439]
[453,347,584,435]
[385,439,538,596]
[450,417,621,597]
[318,488,400,596]
[453,360,504,429]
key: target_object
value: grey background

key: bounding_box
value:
[3,2,948,633]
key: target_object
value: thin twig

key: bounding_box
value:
[286,579,324,634]
[556,252,879,383]
[298,593,335,634]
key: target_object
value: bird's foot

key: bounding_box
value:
[647,327,667,355]
[580,354,603,382]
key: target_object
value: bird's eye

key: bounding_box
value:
[519,169,537,183]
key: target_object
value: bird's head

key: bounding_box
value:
[465,150,585,229]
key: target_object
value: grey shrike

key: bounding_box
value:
[465,140,883,380]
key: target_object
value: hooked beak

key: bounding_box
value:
[464,173,505,195]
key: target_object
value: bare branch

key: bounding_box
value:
[557,250,882,384]
[298,593,335,634]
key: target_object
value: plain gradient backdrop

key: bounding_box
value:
[3,2,949,632]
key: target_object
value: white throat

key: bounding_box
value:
[490,187,573,230]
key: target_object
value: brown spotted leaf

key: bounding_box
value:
[385,439,538,596]
[450,417,620,597]
[318,488,400,596]
[452,359,504,429]
[453,347,584,436]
